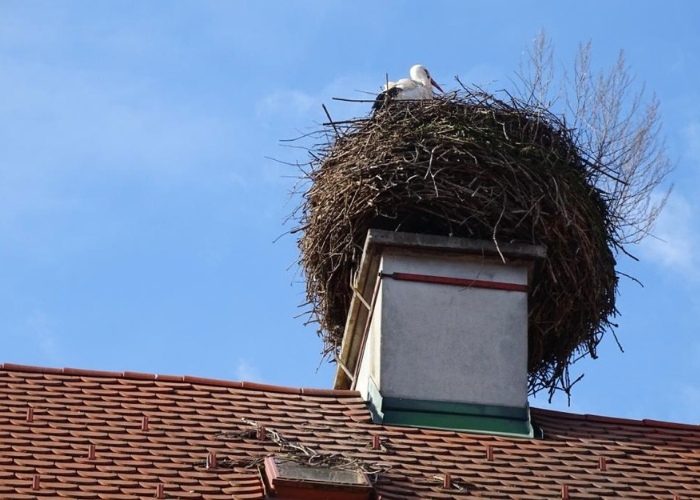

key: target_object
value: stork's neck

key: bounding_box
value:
[410,67,430,87]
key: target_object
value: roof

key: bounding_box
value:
[1,363,699,499]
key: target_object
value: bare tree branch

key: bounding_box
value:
[516,32,672,245]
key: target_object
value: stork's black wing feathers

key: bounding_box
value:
[372,86,401,111]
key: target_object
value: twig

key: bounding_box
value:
[492,196,507,264]
[322,104,340,138]
[331,97,378,103]
[322,118,370,126]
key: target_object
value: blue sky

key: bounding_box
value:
[1,1,699,423]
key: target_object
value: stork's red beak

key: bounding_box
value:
[430,78,443,93]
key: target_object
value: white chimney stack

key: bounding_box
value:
[334,230,545,436]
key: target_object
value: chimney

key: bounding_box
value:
[334,229,545,437]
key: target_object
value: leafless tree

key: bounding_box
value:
[515,31,672,247]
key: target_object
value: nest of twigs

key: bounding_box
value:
[295,89,619,397]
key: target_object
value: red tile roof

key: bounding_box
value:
[1,362,699,499]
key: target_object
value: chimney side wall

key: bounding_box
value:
[378,250,529,407]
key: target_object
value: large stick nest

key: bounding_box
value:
[295,90,619,397]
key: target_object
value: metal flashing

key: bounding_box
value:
[366,378,533,438]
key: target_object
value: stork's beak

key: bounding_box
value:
[430,78,443,93]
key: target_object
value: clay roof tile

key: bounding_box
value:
[0,363,698,499]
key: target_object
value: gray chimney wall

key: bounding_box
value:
[365,249,529,407]
[335,230,545,432]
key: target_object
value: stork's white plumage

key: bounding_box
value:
[373,64,443,110]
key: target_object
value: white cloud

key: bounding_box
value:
[639,122,700,276]
[256,73,379,125]
[255,73,379,184]
[640,193,699,275]
[235,358,261,381]
[685,122,700,161]
[457,63,506,89]
[0,54,250,234]
[675,384,700,422]
[0,58,238,175]
[257,90,317,118]
[25,311,62,363]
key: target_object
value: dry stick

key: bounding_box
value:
[237,419,389,476]
[491,195,507,264]
[331,97,378,103]
[280,130,328,142]
[322,104,340,138]
[322,118,370,126]
[617,270,643,287]
[610,330,625,353]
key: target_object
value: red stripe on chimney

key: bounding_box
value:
[382,272,528,293]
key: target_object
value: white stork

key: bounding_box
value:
[373,64,443,110]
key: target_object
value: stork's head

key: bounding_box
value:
[410,64,443,92]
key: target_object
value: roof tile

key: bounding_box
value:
[0,364,698,499]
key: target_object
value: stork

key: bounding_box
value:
[373,64,443,111]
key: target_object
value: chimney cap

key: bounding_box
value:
[361,229,546,261]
